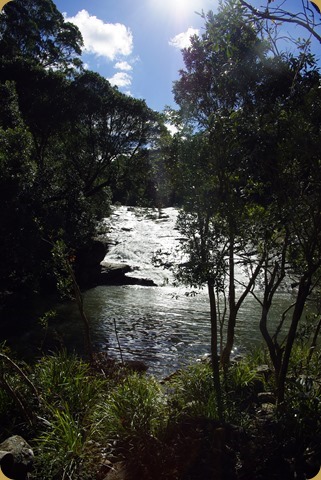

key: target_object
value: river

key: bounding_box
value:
[13,206,298,377]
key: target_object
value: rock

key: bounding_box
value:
[124,360,148,373]
[124,277,157,287]
[100,262,133,284]
[103,461,127,480]
[100,262,157,287]
[75,239,158,288]
[258,402,276,415]
[256,364,272,380]
[0,435,34,480]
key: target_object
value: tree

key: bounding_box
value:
[171,0,321,409]
[245,71,321,404]
[66,71,163,199]
[172,0,275,376]
[171,124,264,418]
[0,82,38,292]
[0,0,83,73]
[0,0,165,298]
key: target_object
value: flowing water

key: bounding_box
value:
[14,206,299,377]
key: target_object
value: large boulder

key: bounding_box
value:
[0,436,34,480]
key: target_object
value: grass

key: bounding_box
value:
[33,350,106,418]
[0,344,320,479]
[166,362,219,420]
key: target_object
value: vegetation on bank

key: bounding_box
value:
[0,341,320,480]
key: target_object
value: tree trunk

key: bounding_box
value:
[221,237,236,368]
[260,304,282,381]
[307,316,321,366]
[67,261,94,364]
[208,282,223,419]
[277,277,311,406]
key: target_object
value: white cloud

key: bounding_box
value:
[108,72,132,88]
[169,27,199,49]
[66,10,133,61]
[114,61,132,71]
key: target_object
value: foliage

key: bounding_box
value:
[33,351,105,417]
[35,406,93,480]
[167,363,218,420]
[31,352,107,479]
[0,0,83,73]
[169,0,321,409]
[239,0,321,45]
[0,81,38,292]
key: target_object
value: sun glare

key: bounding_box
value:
[151,0,190,14]
[149,0,213,18]
[147,0,213,28]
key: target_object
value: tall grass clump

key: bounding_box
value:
[32,351,108,479]
[96,372,169,477]
[223,357,267,426]
[35,405,97,480]
[33,350,106,417]
[167,362,218,420]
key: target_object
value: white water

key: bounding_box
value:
[101,206,181,286]
[48,206,297,377]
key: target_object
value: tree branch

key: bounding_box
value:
[239,0,321,43]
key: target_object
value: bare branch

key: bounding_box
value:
[239,0,321,44]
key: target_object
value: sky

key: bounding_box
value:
[53,0,320,113]
[52,0,218,112]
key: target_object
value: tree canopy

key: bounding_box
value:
[0,0,83,72]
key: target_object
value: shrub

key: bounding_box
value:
[32,351,108,479]
[96,373,168,477]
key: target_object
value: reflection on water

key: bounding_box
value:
[9,206,302,378]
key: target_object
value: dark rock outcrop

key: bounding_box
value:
[75,240,157,288]
[100,262,132,284]
[100,262,156,287]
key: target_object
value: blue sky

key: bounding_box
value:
[53,0,320,113]
[53,0,216,112]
